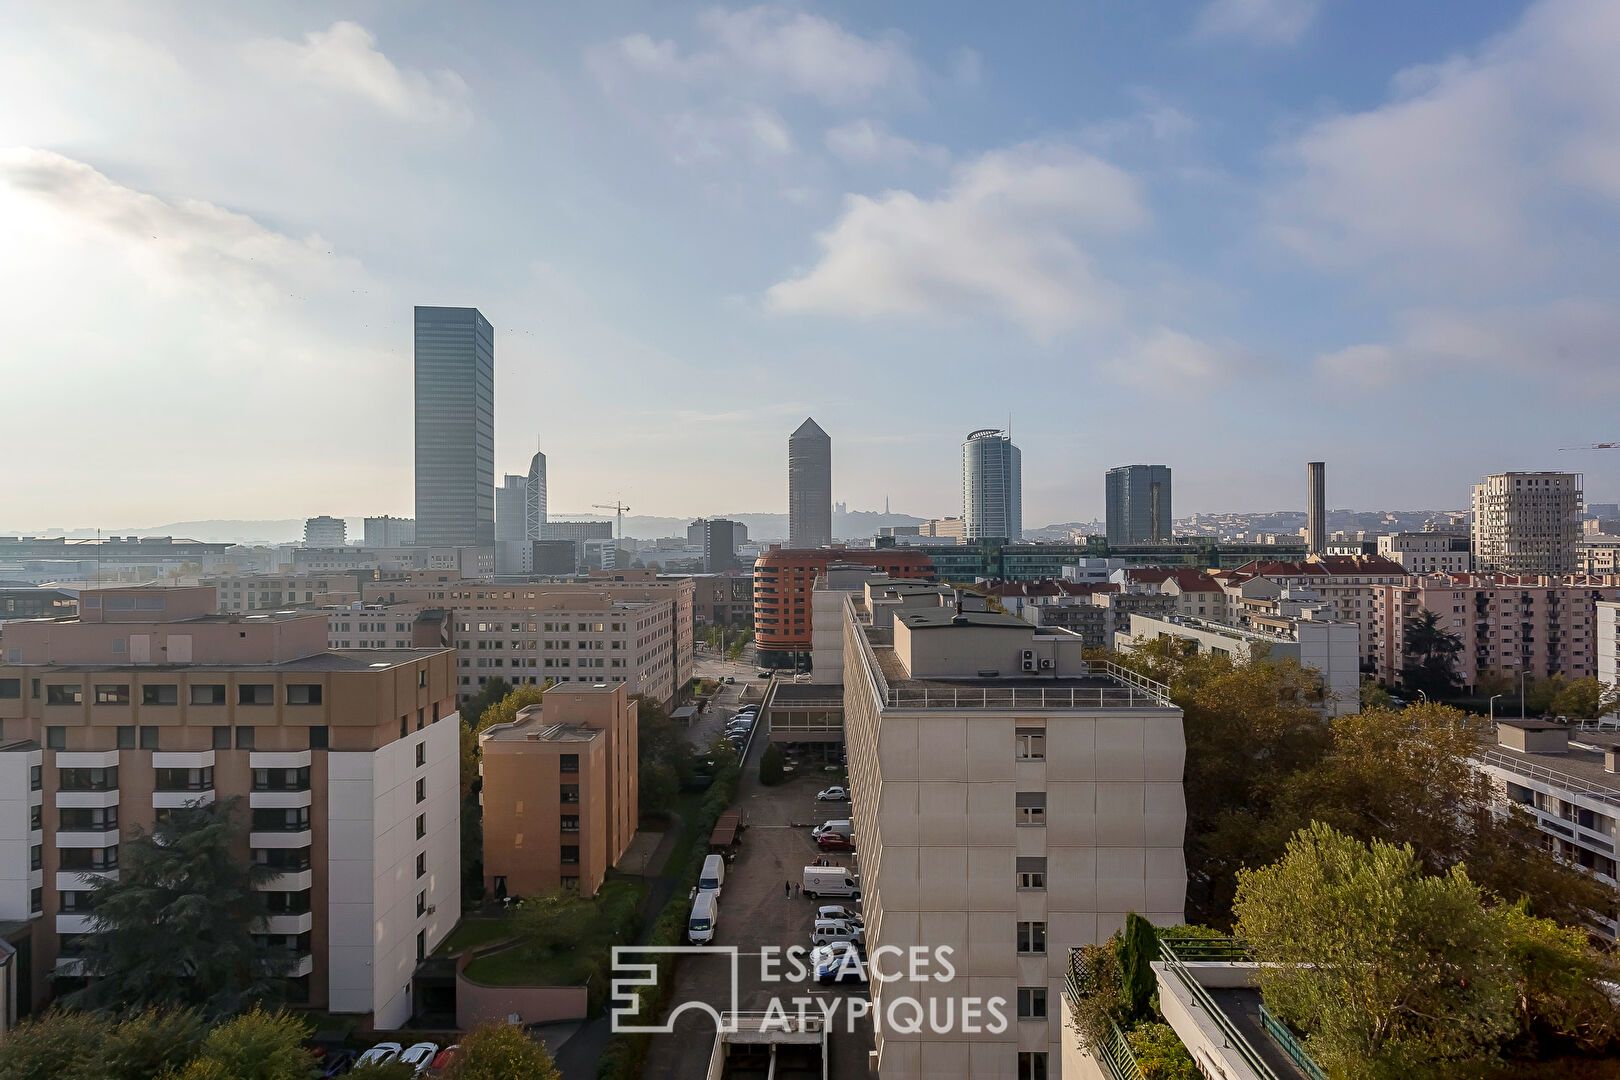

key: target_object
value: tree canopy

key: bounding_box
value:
[1401,609,1464,698]
[442,1022,561,1080]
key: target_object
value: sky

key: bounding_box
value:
[4,0,1619,530]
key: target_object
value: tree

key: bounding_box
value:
[640,760,679,817]
[1548,677,1620,720]
[461,677,512,730]
[1359,676,1396,712]
[474,683,550,735]
[758,743,786,786]
[101,1008,209,1080]
[1401,609,1463,698]
[347,1060,422,1079]
[67,797,285,1018]
[1125,1023,1201,1080]
[1118,912,1158,1021]
[167,1008,313,1080]
[0,1009,108,1080]
[1065,938,1126,1059]
[1234,823,1518,1080]
[443,1021,561,1080]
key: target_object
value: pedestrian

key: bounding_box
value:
[794,883,800,899]
[785,880,791,899]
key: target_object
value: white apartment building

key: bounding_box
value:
[1378,532,1472,574]
[1473,472,1584,576]
[843,596,1185,1079]
[202,572,370,613]
[303,517,347,548]
[1229,556,1409,669]
[1600,601,1620,704]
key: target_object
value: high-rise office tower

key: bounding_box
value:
[362,516,415,547]
[704,518,741,572]
[526,450,547,541]
[495,474,528,542]
[962,429,1022,541]
[1307,461,1326,555]
[1106,465,1172,545]
[788,418,832,548]
[1472,471,1584,575]
[414,306,494,546]
[303,515,347,548]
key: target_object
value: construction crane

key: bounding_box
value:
[1560,442,1620,450]
[592,502,631,541]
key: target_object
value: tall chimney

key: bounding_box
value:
[1307,462,1326,555]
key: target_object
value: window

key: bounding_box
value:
[47,684,82,706]
[416,851,426,879]
[139,726,160,750]
[251,807,309,832]
[59,767,116,792]
[1015,728,1046,761]
[46,726,66,750]
[211,726,231,750]
[61,846,117,871]
[1016,792,1046,826]
[416,777,426,804]
[1016,857,1046,891]
[59,890,91,913]
[29,843,42,870]
[29,764,41,790]
[93,684,129,705]
[417,707,424,731]
[1018,1052,1048,1080]
[238,684,274,706]
[30,887,42,916]
[0,678,18,699]
[561,845,580,865]
[416,891,426,917]
[141,684,178,706]
[116,725,136,749]
[236,726,256,750]
[1017,987,1048,1019]
[416,813,426,840]
[560,754,579,773]
[264,889,312,915]
[60,807,118,831]
[29,805,41,831]
[560,785,580,804]
[416,743,426,768]
[309,725,328,750]
[191,684,227,706]
[286,684,322,705]
[254,846,311,872]
[155,767,213,792]
[1017,921,1048,955]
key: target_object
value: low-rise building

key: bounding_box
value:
[202,572,371,613]
[1579,539,1620,576]
[479,683,637,898]
[1378,531,1471,574]
[362,516,416,547]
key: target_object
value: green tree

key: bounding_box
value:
[1359,675,1396,712]
[167,1008,313,1080]
[1400,609,1463,698]
[101,1008,209,1080]
[67,798,285,1018]
[1064,938,1126,1059]
[1548,677,1620,720]
[758,743,786,786]
[347,1060,422,1079]
[1118,912,1159,1022]
[640,759,679,817]
[462,677,513,729]
[443,1021,561,1080]
[1496,901,1620,1055]
[1125,1022,1201,1080]
[474,684,552,735]
[1234,823,1518,1079]
[0,1009,108,1080]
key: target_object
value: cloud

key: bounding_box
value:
[666,102,795,163]
[1104,327,1250,387]
[589,6,918,107]
[1268,0,1620,290]
[244,21,469,122]
[824,119,947,167]
[949,47,982,87]
[766,143,1146,334]
[1195,0,1322,47]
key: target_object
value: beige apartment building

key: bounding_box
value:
[202,572,372,613]
[1473,471,1584,576]
[843,594,1185,1079]
[478,683,638,898]
[1369,575,1620,690]
[1377,531,1472,574]
[1227,555,1408,668]
[322,603,451,652]
[0,586,460,1026]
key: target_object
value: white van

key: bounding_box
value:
[698,853,725,896]
[688,891,718,945]
[811,820,851,841]
[802,865,860,899]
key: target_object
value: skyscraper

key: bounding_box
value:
[526,450,547,541]
[414,306,494,546]
[704,518,741,572]
[962,429,1022,541]
[495,474,528,542]
[1307,461,1326,555]
[788,418,832,548]
[1472,471,1583,575]
[1106,465,1172,545]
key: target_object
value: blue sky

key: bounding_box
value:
[3,0,1617,529]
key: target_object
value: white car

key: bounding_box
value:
[818,905,863,928]
[356,1042,403,1066]
[399,1042,439,1073]
[816,786,847,801]
[811,941,868,983]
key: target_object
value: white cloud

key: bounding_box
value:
[766,143,1146,334]
[666,102,795,163]
[1314,343,1399,388]
[1269,0,1620,289]
[824,119,947,167]
[1195,0,1322,47]
[1104,327,1249,387]
[949,47,982,88]
[590,6,918,107]
[244,21,469,122]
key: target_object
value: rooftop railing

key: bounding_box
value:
[1156,938,1286,1080]
[1477,749,1620,806]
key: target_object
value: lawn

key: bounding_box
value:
[435,916,518,956]
[461,877,648,994]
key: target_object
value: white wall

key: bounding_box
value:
[328,714,462,1027]
[0,748,41,922]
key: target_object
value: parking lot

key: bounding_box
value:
[638,726,874,1079]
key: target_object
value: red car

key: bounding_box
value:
[817,833,854,852]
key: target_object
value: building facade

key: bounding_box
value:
[842,599,1184,1078]
[788,418,832,549]
[1105,465,1172,546]
[526,451,547,541]
[703,519,741,573]
[1472,472,1583,576]
[201,572,371,613]
[1378,532,1472,574]
[303,517,347,548]
[496,475,529,543]
[362,517,416,548]
[1306,462,1326,555]
[479,683,637,898]
[0,586,459,1025]
[753,548,934,665]
[963,429,1022,542]
[414,306,495,547]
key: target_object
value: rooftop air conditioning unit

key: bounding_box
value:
[1021,649,1038,672]
[1039,658,1055,670]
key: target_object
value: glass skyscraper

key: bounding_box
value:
[788,418,832,548]
[414,306,494,546]
[526,450,547,541]
[1105,464,1173,545]
[962,429,1022,541]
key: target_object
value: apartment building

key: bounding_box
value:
[479,683,638,898]
[691,571,754,628]
[1378,531,1472,574]
[1369,575,1620,689]
[755,547,934,667]
[1477,720,1620,937]
[1473,471,1584,576]
[0,586,459,1025]
[202,572,371,613]
[843,594,1185,1079]
[1580,540,1620,576]
[1228,556,1408,668]
[303,517,347,548]
[322,604,450,652]
[1600,601,1620,696]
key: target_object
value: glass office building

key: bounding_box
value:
[414,306,495,546]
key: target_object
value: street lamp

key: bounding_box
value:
[1417,689,1428,702]
[1520,668,1528,719]
[1490,693,1503,725]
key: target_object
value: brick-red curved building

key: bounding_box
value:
[753,546,935,665]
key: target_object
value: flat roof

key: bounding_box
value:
[31,648,449,673]
[483,721,598,744]
[894,609,1033,630]
[873,645,1116,692]
[1481,737,1620,801]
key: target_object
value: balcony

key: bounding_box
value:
[249,829,312,849]
[57,870,115,891]
[152,751,215,771]
[262,912,314,935]
[256,868,314,892]
[55,913,94,935]
[250,789,313,810]
[57,789,120,810]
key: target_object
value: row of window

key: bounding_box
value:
[24,682,323,707]
[40,724,324,752]
[458,621,626,633]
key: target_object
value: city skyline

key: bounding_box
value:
[6,2,1620,526]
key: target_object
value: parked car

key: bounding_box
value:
[724,676,735,684]
[757,671,772,679]
[356,1043,403,1066]
[811,819,851,841]
[320,1049,357,1077]
[817,905,864,928]
[811,918,864,948]
[811,941,868,983]
[430,1045,461,1072]
[816,786,846,801]
[399,1042,439,1073]
[818,833,855,852]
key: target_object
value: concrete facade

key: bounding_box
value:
[1377,532,1471,574]
[1473,471,1583,576]
[303,517,347,548]
[788,419,833,550]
